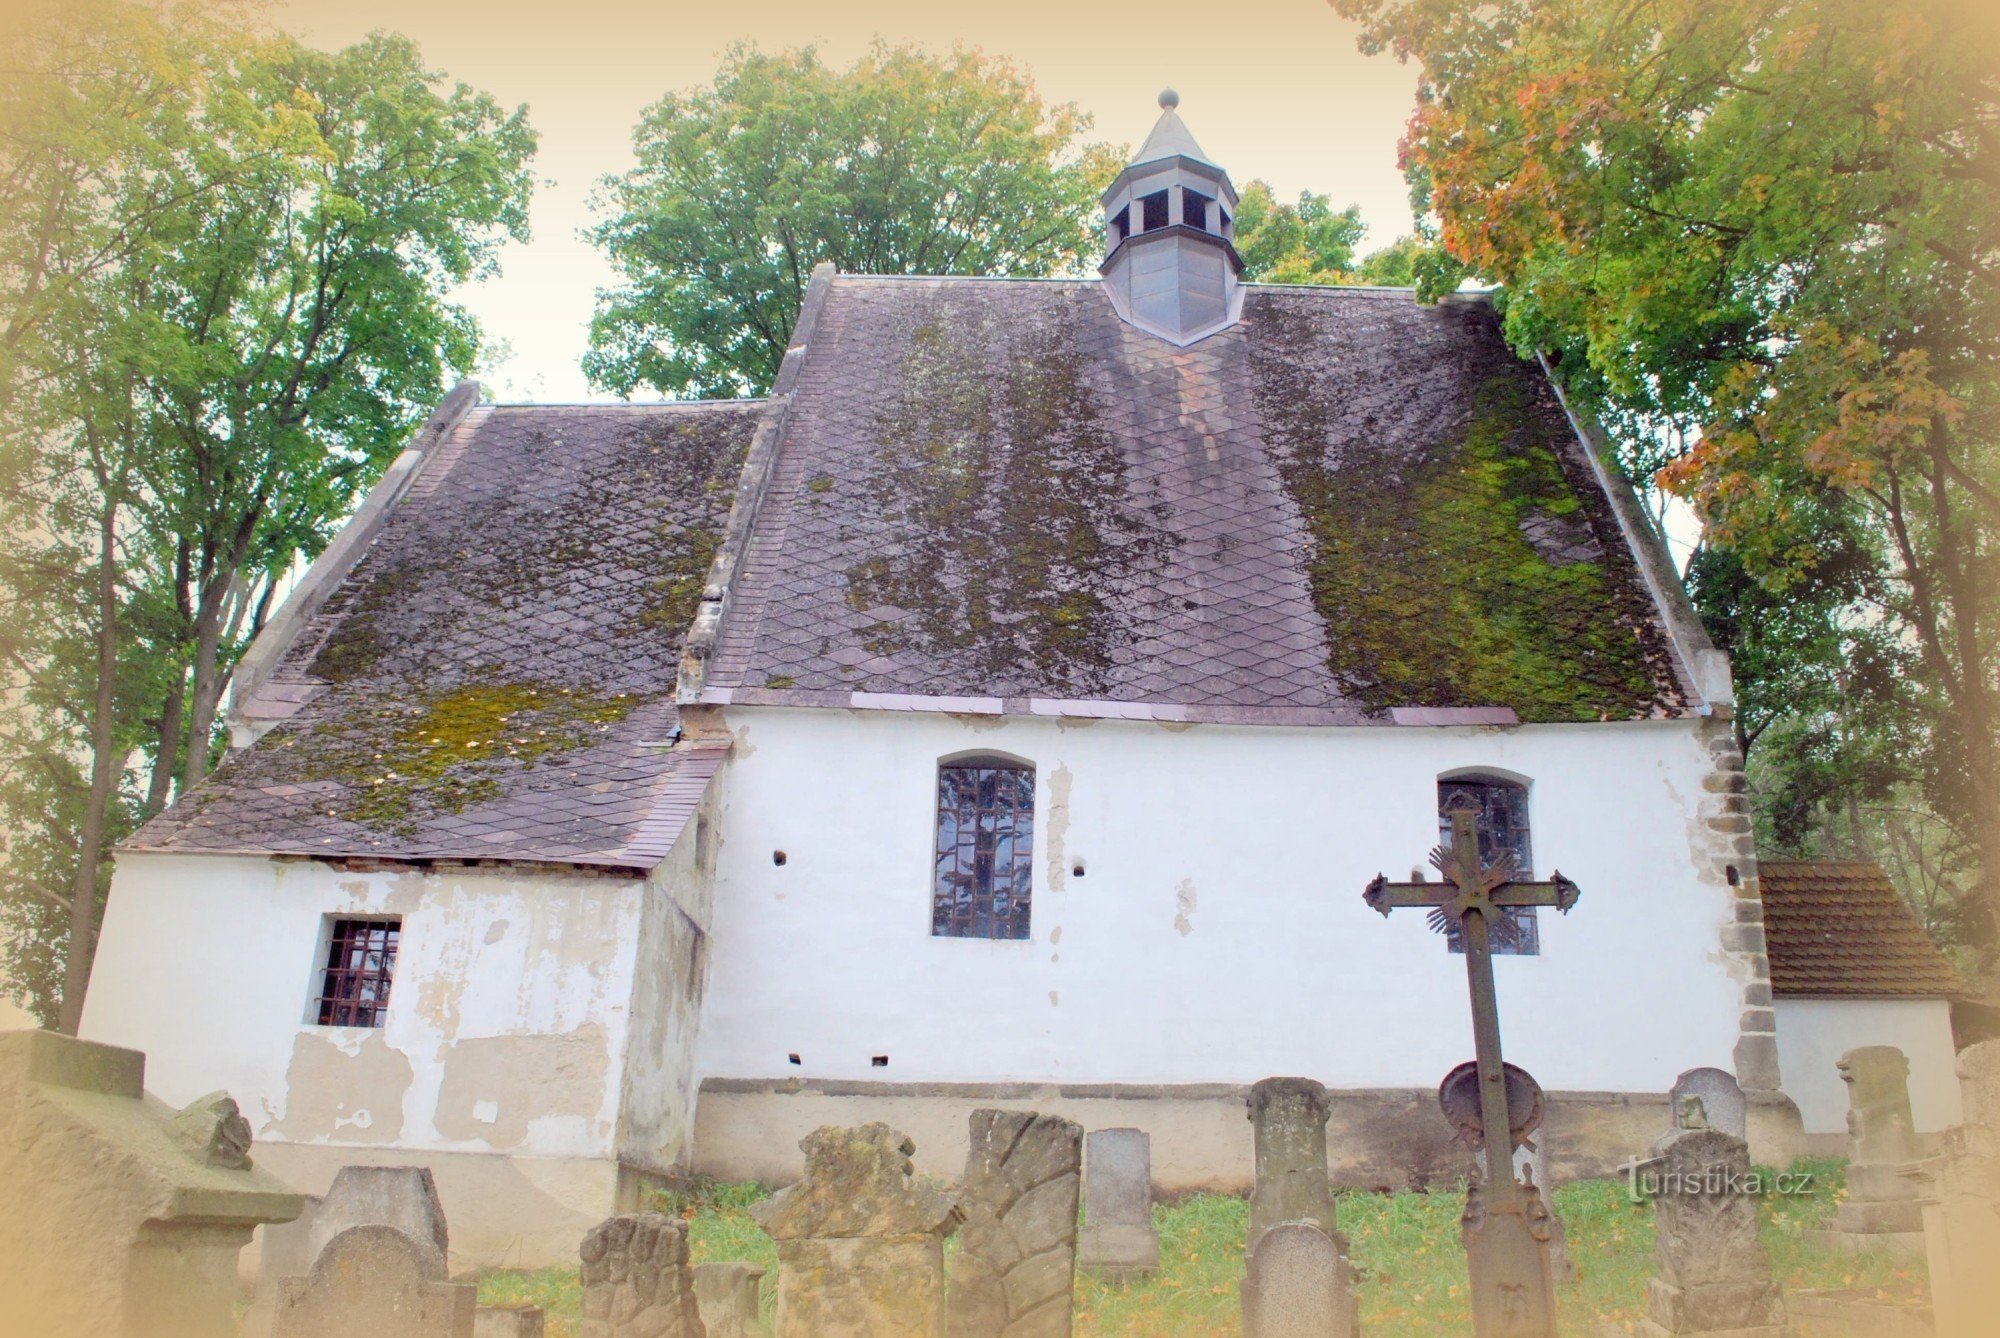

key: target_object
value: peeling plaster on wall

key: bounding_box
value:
[1174,879,1197,936]
[731,723,757,758]
[1044,763,1073,896]
[434,1025,611,1149]
[269,1029,413,1143]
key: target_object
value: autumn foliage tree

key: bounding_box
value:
[1333,0,2000,966]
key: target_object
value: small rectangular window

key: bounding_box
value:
[314,917,400,1027]
[1139,190,1170,233]
[1182,187,1214,233]
[933,760,1034,940]
[1440,777,1540,956]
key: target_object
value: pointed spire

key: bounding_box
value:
[1131,89,1214,168]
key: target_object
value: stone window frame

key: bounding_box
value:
[310,915,402,1027]
[931,753,1035,941]
[1438,771,1541,957]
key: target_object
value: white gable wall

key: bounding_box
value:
[1774,996,1963,1137]
[695,706,1746,1093]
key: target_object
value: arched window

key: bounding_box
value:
[1438,774,1540,956]
[933,757,1034,940]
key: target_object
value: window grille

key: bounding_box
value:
[932,760,1034,940]
[314,917,400,1026]
[1438,777,1540,955]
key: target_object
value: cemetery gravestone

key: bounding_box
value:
[274,1223,476,1338]
[578,1213,704,1338]
[1075,1127,1160,1281]
[1241,1221,1351,1338]
[1918,1040,2000,1338]
[0,1030,304,1338]
[693,1260,764,1338]
[752,1122,962,1337]
[1246,1077,1342,1247]
[310,1165,452,1269]
[1808,1046,1926,1256]
[1668,1068,1746,1141]
[1636,1128,1786,1336]
[947,1108,1082,1338]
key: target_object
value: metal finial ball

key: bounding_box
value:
[1158,88,1179,110]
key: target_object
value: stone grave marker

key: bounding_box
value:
[0,1030,304,1338]
[752,1122,962,1337]
[578,1213,704,1338]
[1668,1068,1746,1141]
[1246,1077,1342,1247]
[1076,1127,1160,1281]
[1807,1046,1926,1256]
[1635,1127,1785,1336]
[311,1165,451,1268]
[273,1223,476,1338]
[693,1260,764,1338]
[1917,1039,2000,1337]
[1241,1220,1351,1338]
[947,1107,1082,1338]
[473,1307,545,1337]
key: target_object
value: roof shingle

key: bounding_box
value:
[1760,860,1964,998]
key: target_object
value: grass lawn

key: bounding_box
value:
[479,1159,1924,1336]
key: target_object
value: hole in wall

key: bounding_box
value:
[1072,861,1086,878]
[1726,865,1740,886]
[773,850,787,866]
[787,1053,801,1065]
[871,1055,889,1068]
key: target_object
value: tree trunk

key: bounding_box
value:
[178,570,239,793]
[143,674,185,818]
[58,492,123,1035]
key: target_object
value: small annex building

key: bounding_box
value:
[1760,859,1965,1142]
[75,96,1954,1266]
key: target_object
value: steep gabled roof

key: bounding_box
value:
[697,274,1699,725]
[126,400,760,870]
[1760,860,1965,998]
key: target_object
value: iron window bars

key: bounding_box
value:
[933,761,1034,940]
[1439,777,1541,955]
[315,917,400,1027]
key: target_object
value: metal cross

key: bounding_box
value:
[1364,794,1580,1336]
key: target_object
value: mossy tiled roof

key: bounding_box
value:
[706,277,1693,723]
[1760,860,1964,998]
[127,402,759,869]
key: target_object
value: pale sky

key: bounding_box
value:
[272,0,1419,402]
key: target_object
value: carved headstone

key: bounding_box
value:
[274,1224,476,1338]
[1242,1220,1350,1338]
[170,1089,257,1169]
[752,1122,961,1337]
[1668,1068,1747,1141]
[1809,1046,1926,1255]
[693,1261,763,1338]
[310,1165,451,1269]
[1919,1040,2000,1338]
[0,1031,304,1338]
[1635,1128,1785,1336]
[1246,1078,1341,1247]
[947,1108,1081,1338]
[578,1213,704,1338]
[1076,1128,1160,1281]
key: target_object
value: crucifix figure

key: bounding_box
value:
[1364,793,1581,1337]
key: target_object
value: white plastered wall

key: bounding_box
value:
[695,707,1747,1094]
[1773,996,1964,1134]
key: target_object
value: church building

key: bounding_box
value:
[78,97,1962,1266]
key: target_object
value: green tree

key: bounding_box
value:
[0,2,535,1027]
[1334,0,2000,965]
[585,44,1122,399]
[1231,181,1366,283]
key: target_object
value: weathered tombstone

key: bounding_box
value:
[693,1261,764,1338]
[1241,1220,1351,1338]
[752,1122,962,1337]
[0,1030,304,1338]
[947,1108,1082,1338]
[1807,1046,1926,1256]
[1363,799,1582,1337]
[310,1165,452,1268]
[578,1213,705,1338]
[1668,1068,1747,1141]
[1075,1127,1161,1281]
[1635,1128,1786,1336]
[274,1223,476,1338]
[1917,1040,2000,1338]
[1246,1077,1342,1246]
[246,1195,325,1338]
[474,1307,545,1338]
